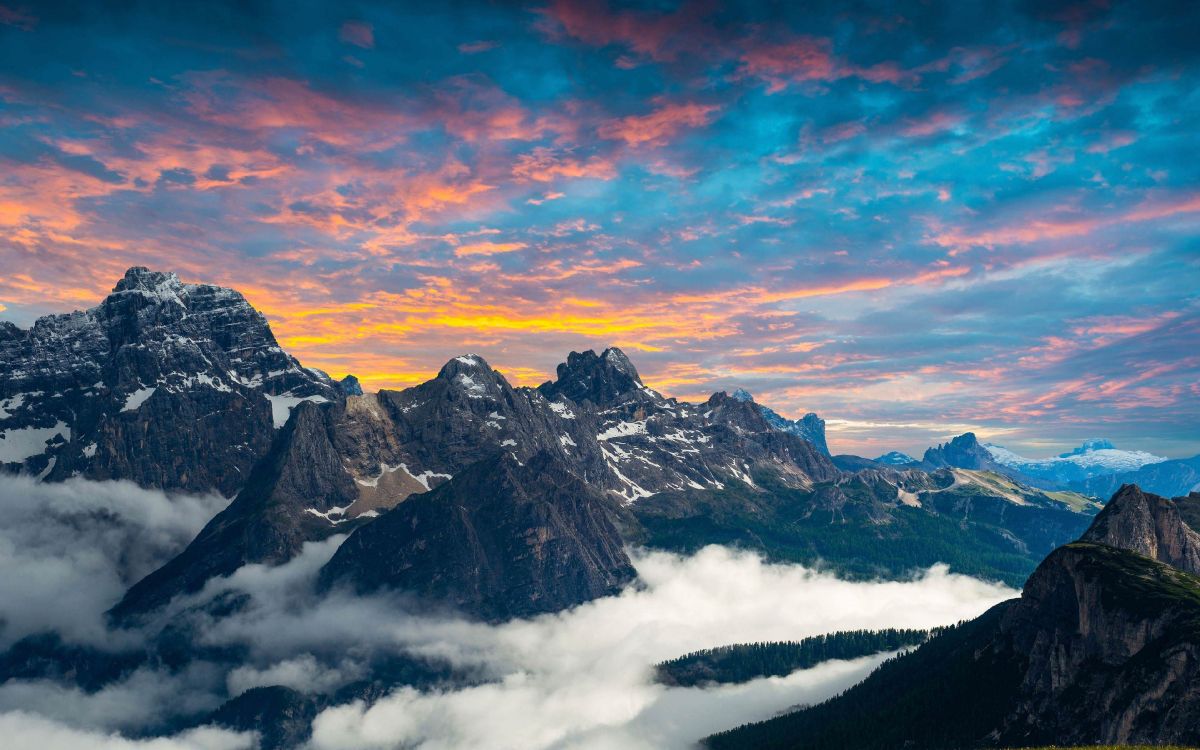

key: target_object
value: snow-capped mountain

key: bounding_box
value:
[984,439,1168,487]
[874,451,917,466]
[0,267,344,495]
[730,388,829,455]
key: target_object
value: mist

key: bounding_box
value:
[0,478,1017,749]
[0,476,228,648]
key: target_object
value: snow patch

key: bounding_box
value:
[265,393,330,429]
[121,387,156,412]
[0,421,71,463]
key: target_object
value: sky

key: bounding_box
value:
[0,0,1197,459]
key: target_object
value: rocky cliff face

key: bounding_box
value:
[319,451,637,622]
[1080,483,1200,574]
[0,267,340,495]
[115,347,839,621]
[729,387,829,455]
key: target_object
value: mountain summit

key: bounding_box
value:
[0,266,339,494]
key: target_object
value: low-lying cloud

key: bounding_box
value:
[0,478,1018,749]
[0,476,227,647]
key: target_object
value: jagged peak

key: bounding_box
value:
[112,266,185,295]
[1080,484,1200,574]
[730,388,755,403]
[1060,438,1116,457]
[538,346,649,406]
[437,353,494,377]
[338,374,364,396]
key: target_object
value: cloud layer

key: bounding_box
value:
[0,476,1015,748]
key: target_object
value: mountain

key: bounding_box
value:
[874,451,916,466]
[707,484,1200,748]
[729,388,829,455]
[9,269,1096,627]
[984,438,1169,488]
[113,344,840,621]
[1080,483,1200,573]
[318,451,636,622]
[0,267,340,495]
[1074,454,1200,500]
[922,432,1005,472]
[633,465,1099,587]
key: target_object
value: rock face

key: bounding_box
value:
[109,401,358,621]
[117,347,839,621]
[729,387,829,455]
[1081,483,1200,574]
[707,484,1200,749]
[319,451,637,622]
[0,267,339,495]
[922,432,1001,471]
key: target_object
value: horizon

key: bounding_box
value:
[0,263,1190,462]
[1,1,1197,458]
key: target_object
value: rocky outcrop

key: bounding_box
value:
[318,451,637,622]
[109,401,357,622]
[1081,483,1200,574]
[537,347,649,407]
[0,267,339,495]
[922,432,1001,471]
[729,387,829,455]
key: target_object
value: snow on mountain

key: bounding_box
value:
[984,439,1168,486]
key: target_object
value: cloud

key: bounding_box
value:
[0,476,227,648]
[338,21,374,49]
[306,547,1013,749]
[0,711,251,750]
[0,478,1014,749]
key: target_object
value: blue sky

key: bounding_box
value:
[0,0,1197,457]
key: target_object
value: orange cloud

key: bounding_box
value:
[597,101,719,146]
[454,241,528,257]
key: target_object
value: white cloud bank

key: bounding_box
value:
[308,547,1015,750]
[0,475,227,647]
[0,477,1017,750]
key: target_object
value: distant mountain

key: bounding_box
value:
[707,484,1200,748]
[730,388,829,455]
[922,432,1006,472]
[874,451,916,466]
[633,466,1099,587]
[0,267,341,495]
[984,438,1168,488]
[1074,454,1200,500]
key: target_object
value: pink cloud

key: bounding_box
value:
[339,21,374,49]
[597,100,719,146]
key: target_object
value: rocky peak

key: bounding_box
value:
[112,266,184,296]
[0,267,339,494]
[730,388,755,402]
[537,347,649,407]
[338,374,363,396]
[704,390,771,433]
[922,432,996,470]
[1061,438,1117,457]
[1080,484,1200,574]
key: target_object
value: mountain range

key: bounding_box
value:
[1,267,1197,747]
